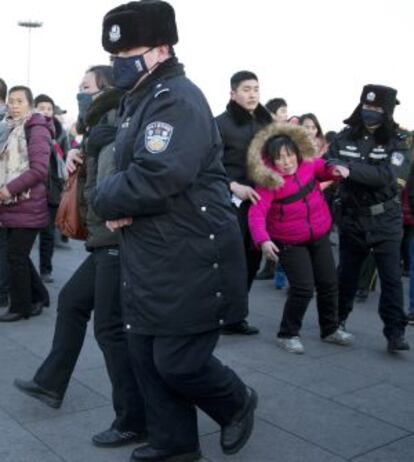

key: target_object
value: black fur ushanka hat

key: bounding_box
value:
[102,0,178,53]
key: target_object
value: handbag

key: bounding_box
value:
[55,168,88,240]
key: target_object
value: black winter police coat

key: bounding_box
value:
[327,126,411,240]
[93,59,248,336]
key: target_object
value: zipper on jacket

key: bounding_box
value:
[293,174,314,241]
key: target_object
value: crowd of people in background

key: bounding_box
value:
[0,1,413,461]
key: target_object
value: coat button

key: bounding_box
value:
[123,281,127,287]
[213,263,219,269]
[126,324,131,330]
[216,291,222,298]
[209,234,215,240]
[219,319,224,325]
[201,206,207,212]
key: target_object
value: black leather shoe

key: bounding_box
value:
[0,311,28,322]
[221,386,258,455]
[387,336,410,353]
[92,428,147,447]
[14,378,62,408]
[221,321,260,335]
[130,444,201,462]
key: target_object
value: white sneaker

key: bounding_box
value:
[276,336,305,354]
[323,328,353,346]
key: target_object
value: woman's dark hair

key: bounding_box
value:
[265,98,287,115]
[0,78,7,102]
[8,85,34,107]
[86,65,114,90]
[263,135,301,164]
[299,113,324,138]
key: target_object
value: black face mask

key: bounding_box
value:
[112,48,154,90]
[361,109,384,127]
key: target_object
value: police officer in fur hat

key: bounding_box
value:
[93,1,258,461]
[327,84,411,353]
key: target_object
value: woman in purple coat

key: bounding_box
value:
[0,86,53,322]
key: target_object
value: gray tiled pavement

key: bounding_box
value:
[1,240,414,462]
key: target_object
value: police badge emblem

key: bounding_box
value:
[145,122,174,154]
[391,151,404,167]
[366,91,376,102]
[109,24,121,42]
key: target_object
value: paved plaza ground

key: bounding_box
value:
[1,240,414,462]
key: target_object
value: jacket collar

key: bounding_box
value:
[226,99,272,126]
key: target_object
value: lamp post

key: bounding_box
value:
[18,20,43,86]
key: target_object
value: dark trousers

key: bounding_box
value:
[39,205,58,275]
[277,234,338,338]
[128,330,246,451]
[357,253,377,292]
[338,232,407,339]
[0,228,8,299]
[236,202,262,290]
[34,248,145,432]
[401,225,413,272]
[7,228,48,316]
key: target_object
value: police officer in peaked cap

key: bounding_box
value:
[93,1,258,461]
[327,84,411,353]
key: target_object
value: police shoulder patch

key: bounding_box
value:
[391,151,404,167]
[145,121,174,154]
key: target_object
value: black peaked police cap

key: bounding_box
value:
[102,0,178,54]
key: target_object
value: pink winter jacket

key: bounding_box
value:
[247,123,340,246]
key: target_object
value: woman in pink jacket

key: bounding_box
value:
[247,124,353,353]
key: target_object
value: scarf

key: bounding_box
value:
[0,112,32,203]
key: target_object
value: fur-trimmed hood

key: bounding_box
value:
[247,123,316,189]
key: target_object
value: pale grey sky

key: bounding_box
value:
[2,0,413,132]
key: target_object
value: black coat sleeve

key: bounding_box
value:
[348,147,410,189]
[93,92,209,220]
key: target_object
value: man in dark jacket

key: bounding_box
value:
[93,2,257,461]
[34,94,69,283]
[215,71,272,335]
[327,84,411,353]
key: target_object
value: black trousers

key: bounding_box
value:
[277,234,338,338]
[357,253,377,292]
[7,228,48,316]
[128,330,247,451]
[34,248,145,432]
[235,202,262,290]
[0,228,8,298]
[39,205,58,275]
[338,231,407,340]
